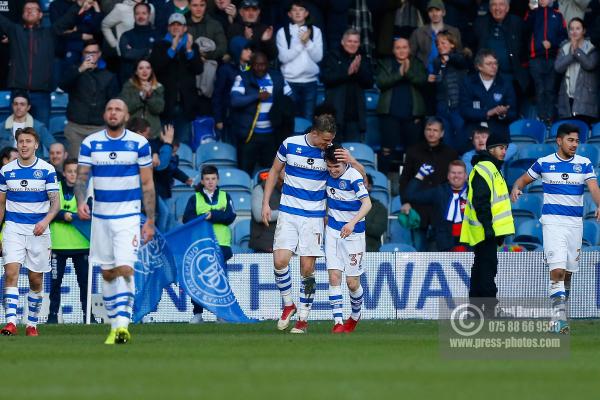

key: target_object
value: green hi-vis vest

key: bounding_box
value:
[460,160,515,246]
[50,182,90,250]
[195,191,232,247]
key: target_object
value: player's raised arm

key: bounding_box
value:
[140,166,156,243]
[75,164,91,220]
[262,158,285,226]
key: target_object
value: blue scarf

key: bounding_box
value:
[446,184,467,223]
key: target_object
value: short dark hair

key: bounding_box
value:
[474,48,497,67]
[324,143,343,164]
[11,90,30,105]
[133,2,151,14]
[557,123,580,138]
[127,117,151,133]
[472,125,490,137]
[365,173,373,186]
[250,51,268,64]
[288,1,308,11]
[63,158,78,169]
[15,126,39,143]
[82,38,100,50]
[569,17,585,30]
[313,102,337,120]
[425,116,444,131]
[0,146,17,163]
[201,164,219,178]
[312,114,337,135]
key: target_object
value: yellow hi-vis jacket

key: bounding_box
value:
[460,160,515,246]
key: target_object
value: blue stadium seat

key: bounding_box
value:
[589,123,600,143]
[509,119,546,143]
[196,141,237,168]
[365,90,379,112]
[370,189,389,208]
[379,243,416,252]
[177,143,194,167]
[512,193,543,219]
[388,219,412,245]
[504,144,555,187]
[176,166,197,187]
[584,192,597,220]
[0,91,11,110]
[232,218,251,246]
[526,179,544,193]
[252,168,269,186]
[49,115,67,135]
[218,167,252,194]
[50,91,69,113]
[577,144,600,167]
[513,220,543,245]
[172,190,193,223]
[365,168,388,192]
[343,142,376,168]
[294,117,311,135]
[583,221,600,247]
[582,246,600,252]
[365,115,381,151]
[229,191,252,215]
[547,119,589,143]
[390,195,402,215]
[232,244,255,254]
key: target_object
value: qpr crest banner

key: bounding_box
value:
[165,216,256,323]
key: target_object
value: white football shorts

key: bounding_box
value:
[273,212,325,257]
[3,232,51,273]
[90,215,140,269]
[325,227,366,277]
[542,223,582,272]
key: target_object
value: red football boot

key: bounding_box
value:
[277,304,297,331]
[1,322,18,336]
[343,317,359,333]
[25,326,39,337]
[290,320,308,334]
[332,323,345,334]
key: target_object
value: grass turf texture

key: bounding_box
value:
[1,320,599,399]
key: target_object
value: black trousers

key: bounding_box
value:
[469,237,499,316]
[49,251,90,319]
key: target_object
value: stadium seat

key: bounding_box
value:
[343,142,376,168]
[365,90,379,112]
[370,189,389,208]
[388,219,413,245]
[547,119,589,143]
[229,191,252,215]
[232,218,251,247]
[232,244,255,254]
[0,91,11,111]
[584,192,597,220]
[526,179,544,193]
[509,119,546,144]
[365,115,381,151]
[172,190,193,223]
[589,123,600,143]
[252,168,269,186]
[504,144,555,187]
[49,115,67,135]
[294,117,311,135]
[218,167,252,194]
[577,144,600,168]
[513,220,543,245]
[365,168,388,192]
[177,143,194,167]
[50,91,69,113]
[379,243,416,252]
[512,193,543,219]
[196,141,237,168]
[390,195,402,215]
[583,221,600,247]
[176,166,197,186]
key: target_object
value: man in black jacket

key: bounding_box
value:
[150,13,204,144]
[60,39,119,157]
[226,0,277,62]
[320,28,374,142]
[403,159,469,251]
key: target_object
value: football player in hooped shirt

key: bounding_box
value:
[324,144,371,333]
[511,123,600,335]
[261,114,366,334]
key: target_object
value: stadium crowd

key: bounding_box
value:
[2,0,600,253]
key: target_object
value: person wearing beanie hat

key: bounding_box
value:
[460,128,514,317]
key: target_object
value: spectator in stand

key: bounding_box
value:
[320,28,374,143]
[555,17,598,124]
[60,39,119,157]
[120,58,165,139]
[403,160,470,251]
[473,0,529,97]
[461,124,518,175]
[230,51,294,174]
[430,30,471,154]
[49,142,69,180]
[0,0,25,89]
[213,36,253,144]
[118,2,161,84]
[0,91,55,157]
[375,36,426,175]
[524,0,567,125]
[150,13,204,143]
[187,0,227,61]
[0,0,81,128]
[409,0,462,77]
[460,49,517,143]
[227,0,277,62]
[183,164,236,323]
[152,0,189,35]
[364,173,388,252]
[276,1,323,121]
[399,117,459,251]
[0,146,18,166]
[250,168,283,253]
[558,0,591,25]
[51,0,103,69]
[211,0,238,33]
[101,0,155,56]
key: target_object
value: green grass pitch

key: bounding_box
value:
[1,320,600,399]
